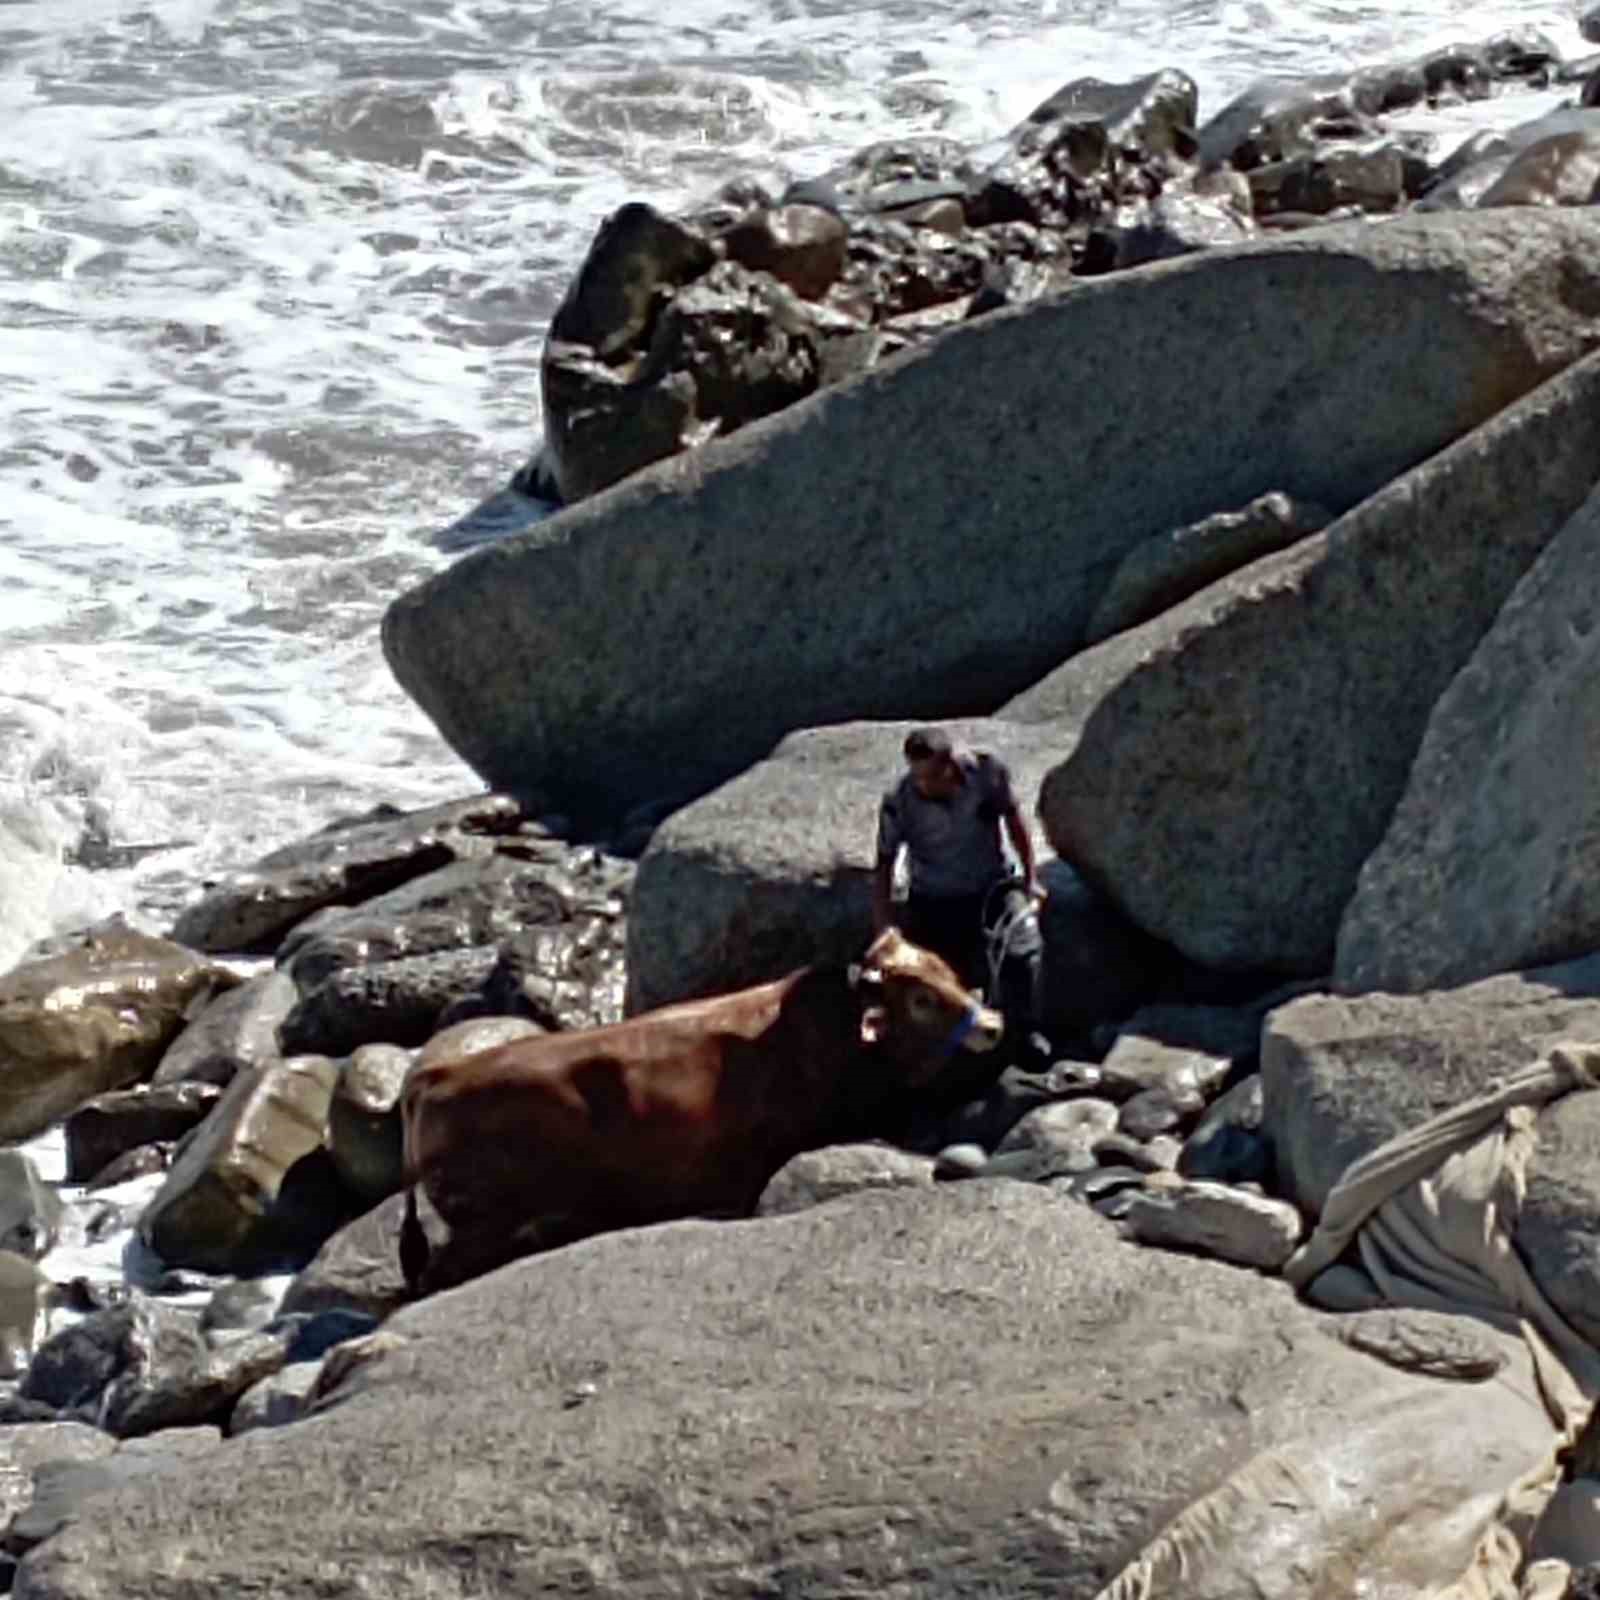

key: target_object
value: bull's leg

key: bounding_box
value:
[399,1187,430,1296]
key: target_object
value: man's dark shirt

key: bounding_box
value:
[876,750,1016,899]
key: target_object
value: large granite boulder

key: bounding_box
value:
[169,794,524,955]
[0,925,229,1143]
[1026,345,1600,974]
[384,210,1600,830]
[1261,951,1600,1345]
[624,717,1162,1033]
[10,1186,1559,1599]
[137,1055,347,1275]
[1336,482,1600,993]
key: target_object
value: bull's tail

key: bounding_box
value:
[399,1183,429,1296]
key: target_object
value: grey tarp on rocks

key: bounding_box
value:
[1273,1042,1600,1598]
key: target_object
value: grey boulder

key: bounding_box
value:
[8,1185,1560,1600]
[1122,1172,1303,1270]
[137,1055,347,1275]
[150,968,295,1088]
[384,210,1600,828]
[0,924,229,1143]
[1337,480,1600,994]
[1028,344,1600,973]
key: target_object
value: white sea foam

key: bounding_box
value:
[0,0,1589,964]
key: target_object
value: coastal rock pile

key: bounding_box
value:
[13,38,1600,1600]
[526,35,1577,507]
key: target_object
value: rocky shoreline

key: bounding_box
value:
[8,32,1600,1600]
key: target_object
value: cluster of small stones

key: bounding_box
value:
[529,25,1584,504]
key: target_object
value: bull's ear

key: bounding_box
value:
[859,1005,887,1045]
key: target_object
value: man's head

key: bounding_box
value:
[904,726,962,800]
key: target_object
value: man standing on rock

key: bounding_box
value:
[873,727,1051,1070]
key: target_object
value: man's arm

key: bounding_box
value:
[1003,803,1041,899]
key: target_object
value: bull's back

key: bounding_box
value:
[402,981,799,1226]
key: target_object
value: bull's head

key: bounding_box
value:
[848,928,1004,1083]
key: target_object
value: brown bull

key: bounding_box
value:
[398,928,1003,1295]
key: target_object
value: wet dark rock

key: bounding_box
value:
[835,217,991,321]
[1483,28,1562,81]
[280,947,500,1057]
[800,137,976,216]
[83,1144,168,1191]
[151,968,295,1089]
[137,1055,348,1275]
[0,924,230,1144]
[1346,62,1428,116]
[169,794,525,954]
[1246,143,1413,217]
[720,203,849,299]
[1478,132,1600,208]
[1196,76,1369,171]
[965,255,1071,317]
[1177,1074,1269,1186]
[1418,44,1494,105]
[546,200,714,359]
[1088,1131,1172,1172]
[20,1300,287,1438]
[967,69,1198,230]
[65,1083,220,1185]
[280,850,577,991]
[542,208,833,502]
[440,855,631,1033]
